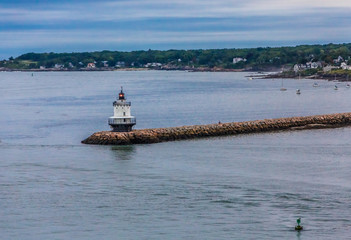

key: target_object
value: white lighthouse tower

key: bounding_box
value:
[108,87,136,132]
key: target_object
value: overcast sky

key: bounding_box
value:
[1,0,351,59]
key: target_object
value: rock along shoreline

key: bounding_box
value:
[81,112,351,145]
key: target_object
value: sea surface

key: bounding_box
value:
[1,71,351,239]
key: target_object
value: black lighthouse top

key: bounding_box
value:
[118,87,125,100]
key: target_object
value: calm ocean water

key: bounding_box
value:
[1,71,351,239]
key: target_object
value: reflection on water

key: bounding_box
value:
[296,230,302,239]
[110,145,136,161]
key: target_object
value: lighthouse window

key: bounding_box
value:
[124,119,126,122]
[123,112,126,116]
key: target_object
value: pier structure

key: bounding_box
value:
[83,112,351,145]
[108,87,136,132]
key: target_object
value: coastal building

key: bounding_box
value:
[145,62,162,68]
[101,61,109,67]
[294,61,322,72]
[233,57,247,64]
[115,61,125,68]
[108,87,136,132]
[54,63,64,69]
[333,56,344,64]
[306,61,322,69]
[87,63,96,68]
[341,62,351,70]
[293,64,306,72]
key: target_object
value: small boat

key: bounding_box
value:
[334,85,338,90]
[296,89,301,94]
[280,79,287,91]
[346,84,350,88]
[248,77,253,81]
[313,82,319,87]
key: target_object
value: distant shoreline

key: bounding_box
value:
[3,43,351,79]
[3,67,349,82]
[0,67,148,72]
[0,67,248,72]
[264,72,351,82]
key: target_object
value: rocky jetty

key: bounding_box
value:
[82,112,351,145]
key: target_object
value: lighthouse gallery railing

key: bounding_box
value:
[108,118,136,125]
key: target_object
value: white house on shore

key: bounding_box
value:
[145,62,162,68]
[306,61,322,69]
[341,62,351,70]
[294,61,322,72]
[233,57,247,64]
[101,61,109,67]
[293,64,306,72]
[333,56,344,63]
[115,61,125,68]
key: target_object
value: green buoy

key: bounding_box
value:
[295,218,303,231]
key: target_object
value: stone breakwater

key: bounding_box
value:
[81,112,351,145]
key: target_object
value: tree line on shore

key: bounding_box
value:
[1,43,351,71]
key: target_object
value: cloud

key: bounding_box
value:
[0,0,350,58]
[1,0,351,23]
[1,25,350,50]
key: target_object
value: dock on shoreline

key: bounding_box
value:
[82,112,351,145]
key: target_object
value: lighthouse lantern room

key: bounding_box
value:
[108,87,136,132]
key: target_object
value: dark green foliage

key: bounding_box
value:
[300,68,320,76]
[5,43,351,70]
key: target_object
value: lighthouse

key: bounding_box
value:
[108,87,136,132]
